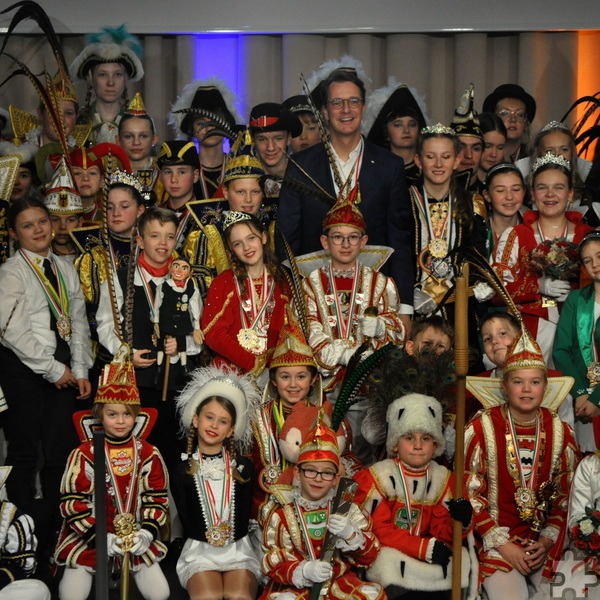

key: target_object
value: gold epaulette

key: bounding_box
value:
[472,192,488,219]
[9,106,37,140]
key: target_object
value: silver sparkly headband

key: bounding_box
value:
[421,122,455,136]
[531,151,571,174]
[540,120,570,133]
[222,210,253,230]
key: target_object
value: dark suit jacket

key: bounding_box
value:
[277,139,414,306]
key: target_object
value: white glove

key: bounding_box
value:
[538,277,571,302]
[327,514,355,540]
[129,529,153,556]
[444,424,456,461]
[473,281,495,302]
[107,532,124,557]
[359,315,385,339]
[302,560,333,583]
[414,289,438,315]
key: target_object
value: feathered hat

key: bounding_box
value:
[451,83,482,140]
[95,344,140,405]
[69,24,144,82]
[44,156,82,215]
[363,77,429,144]
[175,365,260,452]
[305,55,370,110]
[168,77,242,138]
[297,412,340,467]
[385,393,446,458]
[223,129,264,184]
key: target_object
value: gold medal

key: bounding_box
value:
[428,238,448,259]
[261,464,282,490]
[514,486,538,522]
[56,315,72,341]
[207,522,233,547]
[237,328,264,354]
[113,512,136,552]
[588,362,600,389]
[180,303,188,312]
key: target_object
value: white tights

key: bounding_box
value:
[59,562,170,600]
[482,567,543,600]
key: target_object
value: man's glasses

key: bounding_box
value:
[328,233,363,246]
[299,467,338,481]
[327,97,363,110]
[497,109,528,123]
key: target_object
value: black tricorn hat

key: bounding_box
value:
[482,83,536,123]
[180,86,237,136]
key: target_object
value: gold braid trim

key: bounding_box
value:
[481,411,499,523]
[283,503,303,553]
[202,291,234,334]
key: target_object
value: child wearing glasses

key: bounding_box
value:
[302,194,405,394]
[354,394,473,600]
[260,421,385,600]
[302,195,405,462]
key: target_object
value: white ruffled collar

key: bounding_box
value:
[294,487,335,510]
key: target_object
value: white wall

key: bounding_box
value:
[3,0,600,35]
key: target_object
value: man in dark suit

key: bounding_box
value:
[277,68,414,328]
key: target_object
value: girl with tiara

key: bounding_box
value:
[172,366,261,600]
[201,211,289,382]
[494,152,594,365]
[410,123,488,318]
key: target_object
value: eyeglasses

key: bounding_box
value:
[327,97,363,110]
[497,109,528,123]
[299,467,338,481]
[327,233,363,246]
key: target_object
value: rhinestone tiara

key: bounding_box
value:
[222,210,253,230]
[106,169,144,193]
[531,151,571,174]
[540,120,570,133]
[421,122,456,136]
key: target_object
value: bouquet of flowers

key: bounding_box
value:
[571,507,600,555]
[529,238,580,282]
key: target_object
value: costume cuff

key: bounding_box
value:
[482,526,511,551]
[540,525,559,543]
[293,561,309,588]
[336,531,365,552]
[399,303,414,315]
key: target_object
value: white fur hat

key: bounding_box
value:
[385,393,445,458]
[175,365,259,453]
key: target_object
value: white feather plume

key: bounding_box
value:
[362,76,431,136]
[304,54,371,95]
[168,77,243,139]
[0,140,36,163]
[175,365,260,454]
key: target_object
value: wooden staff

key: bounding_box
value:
[93,430,109,600]
[452,263,469,600]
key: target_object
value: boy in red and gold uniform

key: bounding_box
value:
[260,423,384,600]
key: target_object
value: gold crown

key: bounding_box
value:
[421,122,456,136]
[106,168,144,193]
[531,151,571,174]
[222,210,253,230]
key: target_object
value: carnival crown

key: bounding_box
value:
[222,210,253,231]
[270,306,317,370]
[451,83,482,139]
[44,156,82,215]
[503,327,547,374]
[124,92,149,117]
[106,168,143,193]
[297,412,340,467]
[223,128,265,183]
[322,184,366,233]
[531,151,571,174]
[95,344,140,405]
[421,122,456,136]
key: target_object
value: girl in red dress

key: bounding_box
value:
[201,212,289,383]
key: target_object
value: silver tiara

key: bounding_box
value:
[540,120,570,133]
[531,151,571,174]
[421,122,456,136]
[222,210,253,230]
[106,169,144,193]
